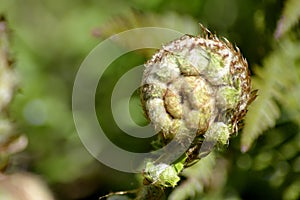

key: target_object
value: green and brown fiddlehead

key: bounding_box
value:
[99,24,256,200]
[139,25,256,193]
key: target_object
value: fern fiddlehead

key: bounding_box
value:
[139,25,256,195]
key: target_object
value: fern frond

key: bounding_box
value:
[168,153,216,200]
[276,39,300,125]
[274,0,300,38]
[241,37,300,152]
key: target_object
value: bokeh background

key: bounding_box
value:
[0,0,299,199]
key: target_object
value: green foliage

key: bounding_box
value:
[241,31,300,152]
[168,153,216,200]
[0,0,300,199]
[275,0,300,38]
[241,48,283,152]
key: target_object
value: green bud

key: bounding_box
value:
[143,162,181,187]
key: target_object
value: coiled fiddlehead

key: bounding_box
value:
[140,25,256,190]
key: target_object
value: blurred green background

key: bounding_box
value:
[0,0,299,199]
